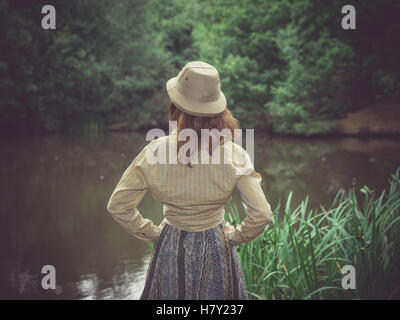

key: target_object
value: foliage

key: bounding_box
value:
[0,0,399,134]
[226,168,400,299]
[0,0,171,132]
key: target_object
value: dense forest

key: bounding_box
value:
[1,0,399,134]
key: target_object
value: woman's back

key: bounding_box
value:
[141,132,254,230]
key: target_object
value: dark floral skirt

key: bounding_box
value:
[140,220,248,300]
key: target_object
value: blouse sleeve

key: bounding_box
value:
[106,144,162,244]
[226,170,273,246]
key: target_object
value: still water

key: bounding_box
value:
[0,131,399,299]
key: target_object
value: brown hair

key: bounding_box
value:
[168,100,240,157]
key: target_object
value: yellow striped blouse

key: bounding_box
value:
[106,132,273,246]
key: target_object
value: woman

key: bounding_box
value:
[107,61,273,300]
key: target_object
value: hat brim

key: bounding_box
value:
[166,77,227,117]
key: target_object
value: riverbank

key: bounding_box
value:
[332,101,400,136]
[105,101,400,138]
[4,101,398,138]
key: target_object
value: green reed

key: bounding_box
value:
[226,168,400,300]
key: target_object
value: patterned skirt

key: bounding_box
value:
[139,220,248,300]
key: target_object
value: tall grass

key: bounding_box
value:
[226,168,400,299]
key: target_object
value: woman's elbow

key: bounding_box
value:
[106,199,118,215]
[262,204,273,225]
[107,199,133,216]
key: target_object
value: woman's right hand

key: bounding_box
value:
[224,221,235,233]
[223,221,236,248]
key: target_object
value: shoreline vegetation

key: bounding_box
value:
[4,99,399,139]
[106,99,400,138]
[226,168,400,300]
[45,99,398,138]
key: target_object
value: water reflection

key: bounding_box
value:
[76,254,149,300]
[4,255,150,299]
[0,132,399,299]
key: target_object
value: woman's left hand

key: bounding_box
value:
[224,221,235,233]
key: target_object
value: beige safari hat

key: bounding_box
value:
[166,61,227,117]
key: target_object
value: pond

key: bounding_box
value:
[0,131,399,299]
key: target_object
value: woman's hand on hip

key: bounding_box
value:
[224,221,235,233]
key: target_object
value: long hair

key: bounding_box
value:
[168,100,240,157]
